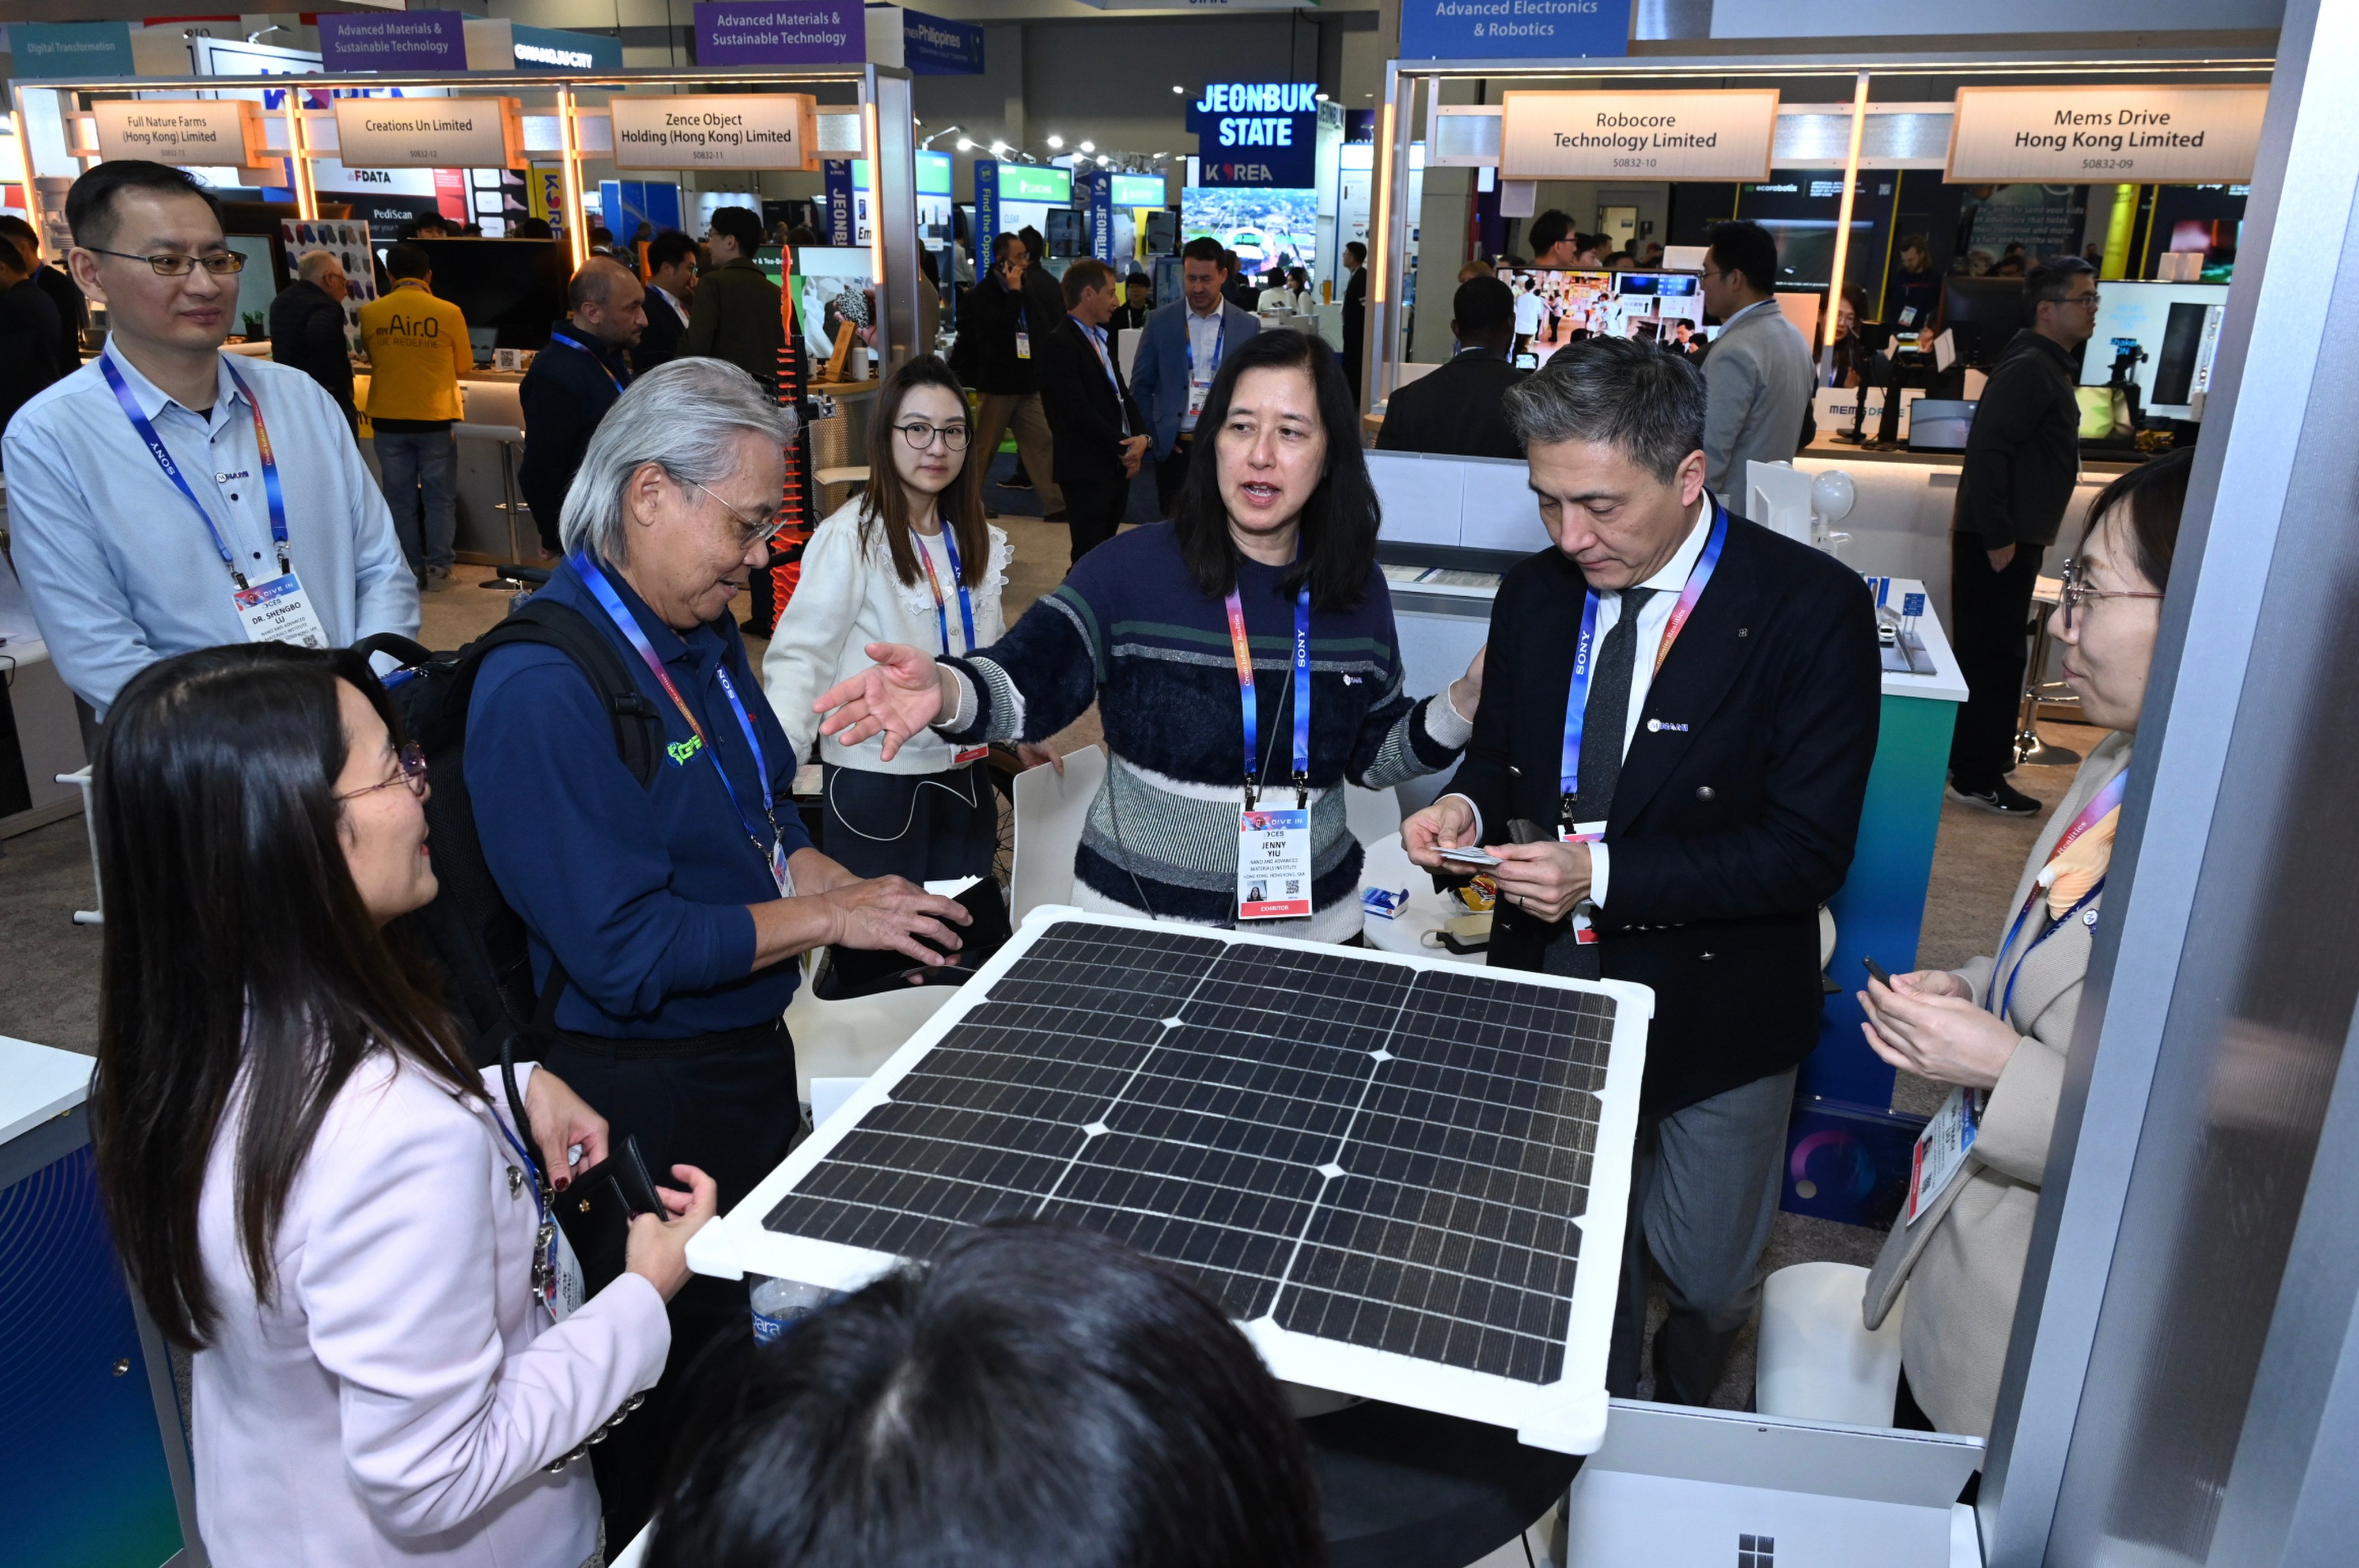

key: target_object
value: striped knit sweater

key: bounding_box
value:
[940,521,1470,940]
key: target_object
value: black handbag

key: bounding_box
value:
[498,1033,664,1297]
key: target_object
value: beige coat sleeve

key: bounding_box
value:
[1973,1033,2068,1186]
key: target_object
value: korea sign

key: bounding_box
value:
[1188,83,1318,189]
[332,99,523,171]
[93,100,270,170]
[608,94,819,171]
[1947,85,2267,184]
[1501,89,1778,182]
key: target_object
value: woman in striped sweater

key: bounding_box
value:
[813,328,1485,942]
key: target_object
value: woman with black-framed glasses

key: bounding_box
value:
[763,353,1017,884]
[1857,445,2189,1444]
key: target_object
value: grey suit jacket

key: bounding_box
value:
[1702,300,1815,495]
[1862,733,2133,1440]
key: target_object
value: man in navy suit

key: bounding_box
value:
[1403,339,1880,1407]
[1130,236,1260,516]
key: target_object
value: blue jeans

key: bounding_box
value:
[375,428,457,574]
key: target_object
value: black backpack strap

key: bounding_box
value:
[352,631,435,669]
[442,599,662,787]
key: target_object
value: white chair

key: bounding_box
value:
[1755,1262,1905,1427]
[784,968,955,1102]
[1345,783,1403,846]
[1008,744,1108,923]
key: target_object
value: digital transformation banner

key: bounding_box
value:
[9,21,134,79]
[1399,0,1629,61]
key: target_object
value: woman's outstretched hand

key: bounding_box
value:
[814,642,951,763]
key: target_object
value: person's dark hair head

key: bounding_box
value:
[1899,232,1930,264]
[708,205,763,255]
[1452,275,1516,342]
[1221,249,1241,275]
[650,1222,1324,1568]
[399,214,449,241]
[2001,240,2027,259]
[0,240,24,279]
[1528,209,1573,258]
[1990,257,2025,278]
[862,354,986,592]
[1018,225,1047,263]
[1505,336,1706,483]
[1126,270,1150,291]
[1173,326,1376,612]
[66,160,225,251]
[993,230,1023,266]
[512,215,554,240]
[1181,235,1226,271]
[648,229,698,272]
[1705,221,1778,295]
[785,223,824,248]
[1344,240,1366,264]
[0,212,37,249]
[2078,444,2190,590]
[2025,253,2096,306]
[384,241,430,282]
[89,645,480,1351]
[589,224,616,247]
[1061,256,1117,308]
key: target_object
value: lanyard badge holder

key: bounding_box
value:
[1909,770,2127,1224]
[1187,320,1224,420]
[1553,503,1729,942]
[105,355,330,649]
[575,552,794,896]
[1229,584,1313,921]
[917,525,990,768]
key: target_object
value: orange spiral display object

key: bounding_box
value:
[753,243,817,634]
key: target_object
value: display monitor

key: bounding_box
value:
[1938,277,2026,368]
[1491,270,1706,359]
[1044,207,1086,259]
[1180,187,1317,272]
[406,238,567,350]
[1110,173,1165,209]
[2082,280,2230,418]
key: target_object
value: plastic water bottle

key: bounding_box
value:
[750,1276,831,1346]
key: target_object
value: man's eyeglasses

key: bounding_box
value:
[82,247,245,278]
[893,421,971,452]
[2058,557,2163,632]
[339,742,428,801]
[681,474,785,548]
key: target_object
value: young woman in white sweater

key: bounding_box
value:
[764,354,1014,883]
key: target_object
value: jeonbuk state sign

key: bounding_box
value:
[93,100,269,169]
[1501,90,1778,182]
[1188,83,1319,188]
[332,99,522,171]
[609,94,819,171]
[1948,85,2268,184]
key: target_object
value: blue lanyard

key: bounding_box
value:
[549,331,624,393]
[1224,580,1312,809]
[1993,877,2103,1024]
[572,551,791,892]
[915,523,976,655]
[493,1109,547,1223]
[1187,314,1225,381]
[103,353,288,589]
[1559,502,1728,814]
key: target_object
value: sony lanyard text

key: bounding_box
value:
[1558,502,1728,819]
[103,353,289,589]
[1225,581,1312,810]
[1990,770,2128,1021]
[914,523,976,654]
[573,552,793,895]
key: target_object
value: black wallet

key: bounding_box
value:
[817,877,1013,1001]
[499,1048,664,1296]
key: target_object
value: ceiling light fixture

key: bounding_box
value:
[1078,140,1095,153]
[956,137,975,152]
[1172,84,1185,94]
[1046,134,1064,149]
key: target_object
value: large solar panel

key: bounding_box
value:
[688,911,1652,1455]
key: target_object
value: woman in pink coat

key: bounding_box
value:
[88,644,717,1567]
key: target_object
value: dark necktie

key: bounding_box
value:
[1544,586,1654,982]
[1569,587,1657,827]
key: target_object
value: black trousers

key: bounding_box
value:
[541,1021,800,1543]
[821,760,997,884]
[1947,530,2048,789]
[1062,476,1131,563]
[1153,437,1196,518]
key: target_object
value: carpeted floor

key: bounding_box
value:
[0,517,2101,1417]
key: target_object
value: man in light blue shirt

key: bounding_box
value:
[5,161,414,723]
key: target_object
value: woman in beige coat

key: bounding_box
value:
[1857,446,2191,1441]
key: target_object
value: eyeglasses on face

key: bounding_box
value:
[83,246,245,277]
[339,741,427,801]
[893,421,971,452]
[679,472,785,548]
[2058,556,2163,632]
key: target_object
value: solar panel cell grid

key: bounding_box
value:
[762,922,1618,1387]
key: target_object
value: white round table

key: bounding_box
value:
[1357,832,1487,966]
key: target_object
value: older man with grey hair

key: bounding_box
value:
[267,245,356,427]
[1402,336,1880,1408]
[464,356,971,1541]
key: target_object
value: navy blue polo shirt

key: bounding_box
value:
[466,559,813,1037]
